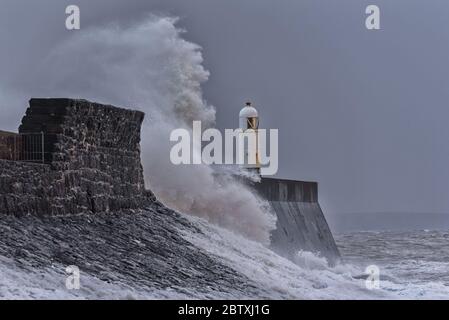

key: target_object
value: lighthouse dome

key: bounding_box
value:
[239,102,259,130]
[239,103,258,119]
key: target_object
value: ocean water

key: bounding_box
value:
[182,217,449,299]
[336,230,449,293]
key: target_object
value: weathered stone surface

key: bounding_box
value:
[0,99,154,216]
[0,204,268,298]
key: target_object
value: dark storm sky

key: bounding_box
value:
[0,0,448,217]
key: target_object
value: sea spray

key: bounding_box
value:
[4,15,276,244]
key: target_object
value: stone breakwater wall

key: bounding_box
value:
[0,98,154,216]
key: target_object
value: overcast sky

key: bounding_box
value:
[0,0,448,218]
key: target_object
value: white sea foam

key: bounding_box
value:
[179,215,449,299]
[1,217,448,299]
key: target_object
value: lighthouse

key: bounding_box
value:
[239,101,261,174]
[236,101,340,264]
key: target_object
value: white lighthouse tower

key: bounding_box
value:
[239,101,261,174]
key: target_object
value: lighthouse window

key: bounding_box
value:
[247,117,259,130]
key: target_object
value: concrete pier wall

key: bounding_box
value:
[251,177,340,263]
